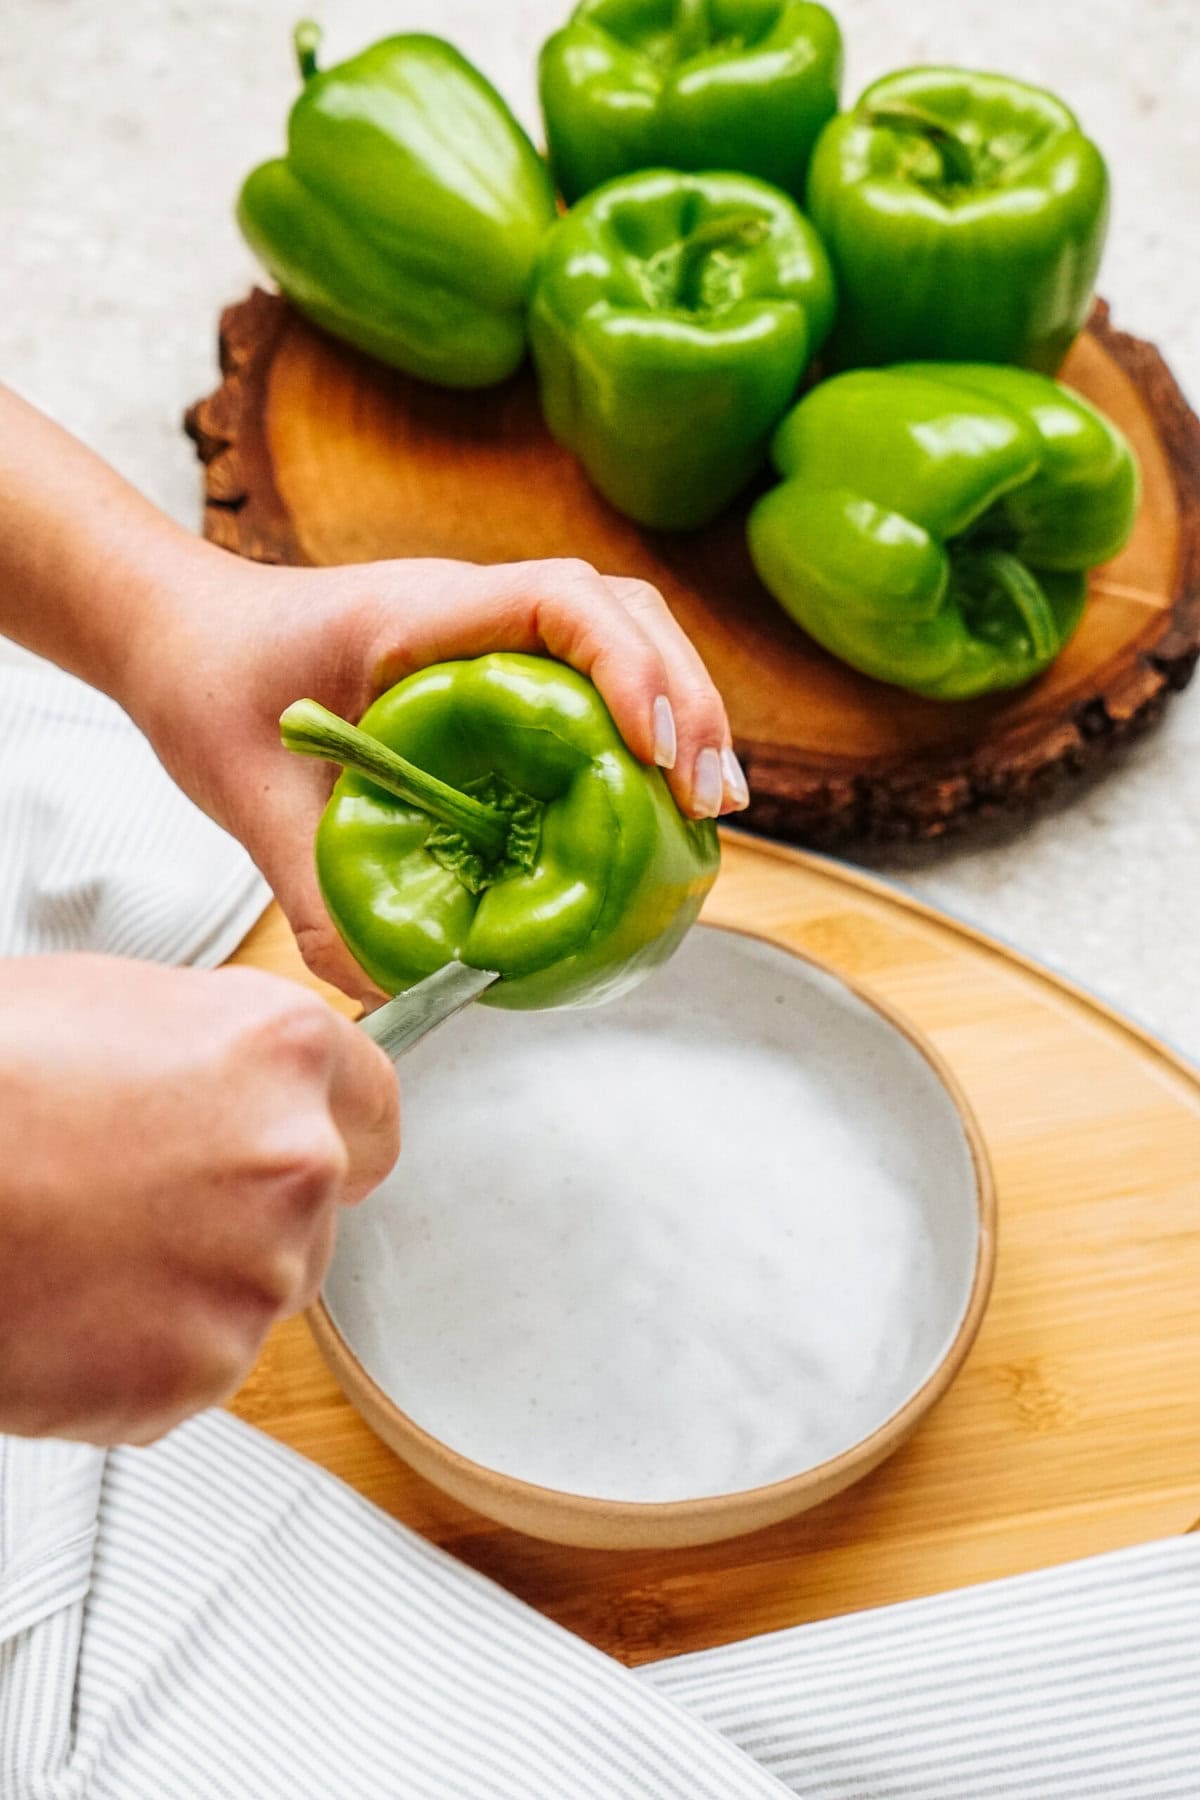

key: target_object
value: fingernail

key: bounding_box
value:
[652,695,677,769]
[721,746,750,810]
[692,746,723,818]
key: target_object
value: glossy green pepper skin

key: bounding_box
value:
[748,364,1139,700]
[237,26,556,387]
[529,169,836,530]
[539,0,842,204]
[807,67,1109,373]
[305,655,719,1010]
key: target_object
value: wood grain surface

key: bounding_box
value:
[187,290,1200,846]
[226,836,1200,1664]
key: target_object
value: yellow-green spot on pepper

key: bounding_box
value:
[539,0,843,205]
[280,654,720,1009]
[529,168,836,530]
[747,364,1139,701]
[807,67,1109,373]
[237,24,557,387]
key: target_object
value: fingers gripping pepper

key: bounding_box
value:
[747,365,1139,701]
[281,655,720,1009]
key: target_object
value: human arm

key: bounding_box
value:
[0,384,747,1002]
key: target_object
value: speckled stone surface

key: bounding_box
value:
[4,1,1199,1054]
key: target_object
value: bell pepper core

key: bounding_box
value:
[279,699,539,895]
[237,23,557,387]
[539,0,843,204]
[806,67,1110,373]
[280,655,720,1009]
[529,168,836,530]
[747,363,1139,701]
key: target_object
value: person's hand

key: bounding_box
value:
[0,392,745,1002]
[126,550,749,1003]
[0,955,398,1444]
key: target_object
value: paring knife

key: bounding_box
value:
[359,962,499,1060]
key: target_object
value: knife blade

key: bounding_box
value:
[360,963,500,1060]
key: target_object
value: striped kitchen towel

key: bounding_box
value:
[0,661,268,967]
[0,1417,786,1800]
[647,1534,1200,1798]
[1,1413,1198,1799]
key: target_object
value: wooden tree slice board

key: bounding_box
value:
[226,835,1200,1665]
[188,288,1200,844]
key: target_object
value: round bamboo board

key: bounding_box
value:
[186,289,1200,845]
[226,834,1200,1662]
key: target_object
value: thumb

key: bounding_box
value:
[239,763,389,1008]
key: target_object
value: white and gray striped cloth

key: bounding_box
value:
[2,659,1198,1797]
[1,1418,1197,1799]
[0,661,268,965]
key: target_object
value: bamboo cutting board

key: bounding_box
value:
[226,835,1200,1664]
[187,291,1200,845]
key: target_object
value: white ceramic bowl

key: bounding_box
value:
[312,924,994,1548]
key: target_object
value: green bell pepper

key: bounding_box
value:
[539,0,842,204]
[747,363,1139,700]
[529,169,836,530]
[279,654,719,1009]
[807,67,1109,373]
[237,24,556,387]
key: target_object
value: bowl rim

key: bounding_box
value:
[309,919,997,1531]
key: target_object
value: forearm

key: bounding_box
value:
[0,384,215,706]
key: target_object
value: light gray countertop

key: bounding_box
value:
[5,1,1198,1055]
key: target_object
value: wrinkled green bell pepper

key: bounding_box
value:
[747,364,1139,700]
[529,169,836,529]
[280,655,719,1009]
[539,0,842,205]
[237,24,556,387]
[807,67,1109,373]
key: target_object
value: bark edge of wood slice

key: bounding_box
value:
[185,288,1200,846]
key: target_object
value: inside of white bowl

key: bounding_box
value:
[324,927,981,1505]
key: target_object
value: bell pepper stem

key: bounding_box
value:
[675,0,712,60]
[293,19,322,83]
[956,550,1059,663]
[675,212,770,309]
[866,103,977,187]
[279,699,511,859]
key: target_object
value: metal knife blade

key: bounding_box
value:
[360,963,499,1060]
